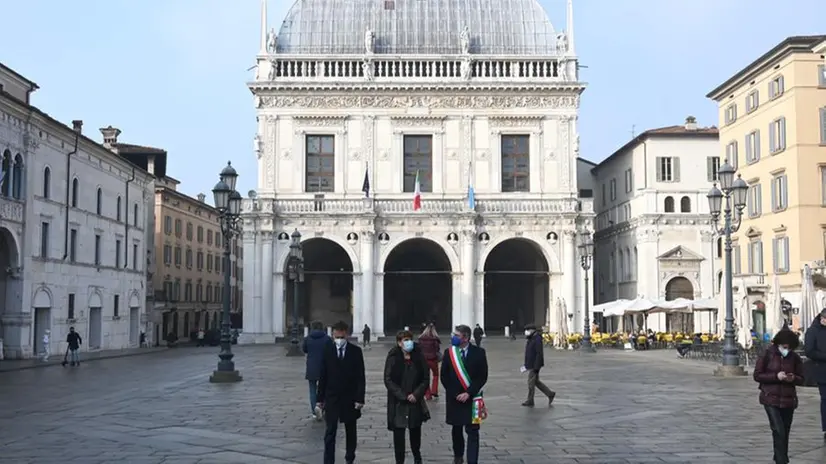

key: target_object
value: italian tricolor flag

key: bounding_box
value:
[412,170,422,211]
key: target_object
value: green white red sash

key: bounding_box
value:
[448,346,488,424]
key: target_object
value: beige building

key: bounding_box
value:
[707,35,826,332]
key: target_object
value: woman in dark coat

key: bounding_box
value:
[754,327,805,464]
[384,330,430,464]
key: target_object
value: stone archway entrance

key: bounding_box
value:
[665,276,694,332]
[483,238,549,334]
[285,238,354,330]
[0,227,24,357]
[384,238,452,333]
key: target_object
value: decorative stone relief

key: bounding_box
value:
[364,116,375,163]
[462,116,472,164]
[293,116,348,131]
[558,116,571,189]
[259,95,580,110]
[488,116,543,134]
[265,118,276,188]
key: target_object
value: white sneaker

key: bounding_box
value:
[314,405,324,421]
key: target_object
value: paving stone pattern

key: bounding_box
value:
[0,341,825,463]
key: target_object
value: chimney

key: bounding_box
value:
[684,116,698,131]
[71,120,83,133]
[100,125,122,149]
[197,193,206,202]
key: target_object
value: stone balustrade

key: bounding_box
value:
[0,196,24,223]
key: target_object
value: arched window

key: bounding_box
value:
[664,196,675,213]
[633,247,638,279]
[12,154,23,199]
[1,150,11,197]
[680,196,691,213]
[96,188,103,214]
[618,250,625,282]
[716,237,723,258]
[116,196,122,221]
[71,178,79,207]
[625,247,632,279]
[43,167,51,199]
[133,203,139,225]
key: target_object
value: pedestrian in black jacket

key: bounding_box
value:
[804,308,826,440]
[317,321,366,464]
[472,324,484,348]
[303,320,330,420]
[441,325,488,464]
[65,327,82,366]
[521,324,555,407]
[384,330,430,464]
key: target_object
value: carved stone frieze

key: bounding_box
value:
[488,116,543,135]
[265,117,276,189]
[293,116,348,128]
[558,117,571,189]
[462,117,472,164]
[364,116,375,163]
[259,95,580,110]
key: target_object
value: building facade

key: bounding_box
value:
[707,35,826,332]
[0,63,153,359]
[592,118,720,332]
[240,0,594,341]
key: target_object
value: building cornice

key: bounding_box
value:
[595,213,713,240]
[252,93,581,111]
[249,82,586,94]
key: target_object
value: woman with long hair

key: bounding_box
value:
[754,327,805,464]
[417,323,442,400]
[384,330,430,464]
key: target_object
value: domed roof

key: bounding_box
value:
[276,0,559,55]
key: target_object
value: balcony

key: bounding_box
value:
[0,196,24,224]
[244,197,592,217]
[732,273,768,291]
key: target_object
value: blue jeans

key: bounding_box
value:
[69,349,79,364]
[309,380,318,414]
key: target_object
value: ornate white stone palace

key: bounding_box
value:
[240,0,593,341]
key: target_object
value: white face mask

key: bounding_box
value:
[334,338,346,348]
[524,330,533,336]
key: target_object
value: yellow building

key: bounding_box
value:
[707,35,826,332]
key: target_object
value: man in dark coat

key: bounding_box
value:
[472,324,484,348]
[303,320,330,420]
[521,323,555,407]
[441,324,488,464]
[804,308,826,439]
[317,320,366,464]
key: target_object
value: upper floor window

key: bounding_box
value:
[133,203,139,225]
[174,219,182,237]
[745,130,761,164]
[403,135,433,193]
[768,75,785,99]
[772,236,790,273]
[1,152,24,199]
[748,184,762,218]
[769,117,786,154]
[821,166,826,206]
[746,90,759,113]
[680,196,691,213]
[655,156,679,182]
[609,178,616,201]
[186,222,193,241]
[725,141,739,169]
[819,107,826,145]
[707,156,720,182]
[725,104,737,125]
[748,240,764,274]
[42,167,51,199]
[207,229,213,246]
[164,215,172,234]
[71,178,79,207]
[624,168,632,193]
[96,188,103,214]
[116,196,122,221]
[771,173,788,212]
[664,196,675,213]
[819,65,826,87]
[305,135,335,193]
[500,135,529,192]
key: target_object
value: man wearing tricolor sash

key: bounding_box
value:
[440,325,488,464]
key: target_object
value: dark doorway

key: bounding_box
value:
[284,238,354,330]
[384,238,452,333]
[664,276,694,333]
[484,239,549,334]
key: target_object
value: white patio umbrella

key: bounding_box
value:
[554,298,567,348]
[767,274,784,335]
[736,281,752,349]
[562,298,571,337]
[800,265,819,333]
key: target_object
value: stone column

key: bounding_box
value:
[461,230,475,327]
[375,272,385,338]
[261,232,274,336]
[475,272,485,330]
[272,236,285,336]
[253,230,263,334]
[562,230,578,332]
[241,230,257,336]
[452,273,463,327]
[360,231,375,336]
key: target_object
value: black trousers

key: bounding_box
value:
[819,383,826,432]
[392,427,421,463]
[451,424,480,464]
[764,405,794,464]
[324,417,357,464]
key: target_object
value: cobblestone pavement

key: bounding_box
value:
[1,341,825,463]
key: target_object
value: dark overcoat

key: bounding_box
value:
[440,344,488,426]
[384,345,431,430]
[804,319,826,383]
[302,330,330,381]
[317,340,366,423]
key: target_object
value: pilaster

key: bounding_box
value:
[562,230,577,332]
[241,228,257,335]
[260,232,274,335]
[375,272,385,338]
[360,230,375,337]
[461,229,476,326]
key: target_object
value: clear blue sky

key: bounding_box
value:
[1,0,822,199]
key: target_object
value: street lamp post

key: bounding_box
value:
[578,231,596,353]
[285,229,304,357]
[209,162,244,383]
[707,159,749,377]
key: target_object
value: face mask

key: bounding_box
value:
[334,338,346,348]
[779,347,789,357]
[524,330,533,336]
[450,335,463,346]
[402,340,414,352]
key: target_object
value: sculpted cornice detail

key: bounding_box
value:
[292,116,347,134]
[489,116,543,135]
[259,95,579,111]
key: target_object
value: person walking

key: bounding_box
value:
[317,321,366,464]
[441,325,488,464]
[418,323,442,400]
[521,324,556,407]
[303,320,330,421]
[362,324,372,351]
[66,327,82,366]
[472,324,484,348]
[197,328,205,347]
[755,327,805,463]
[804,308,826,441]
[384,330,430,464]
[508,320,516,341]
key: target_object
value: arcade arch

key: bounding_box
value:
[483,238,549,333]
